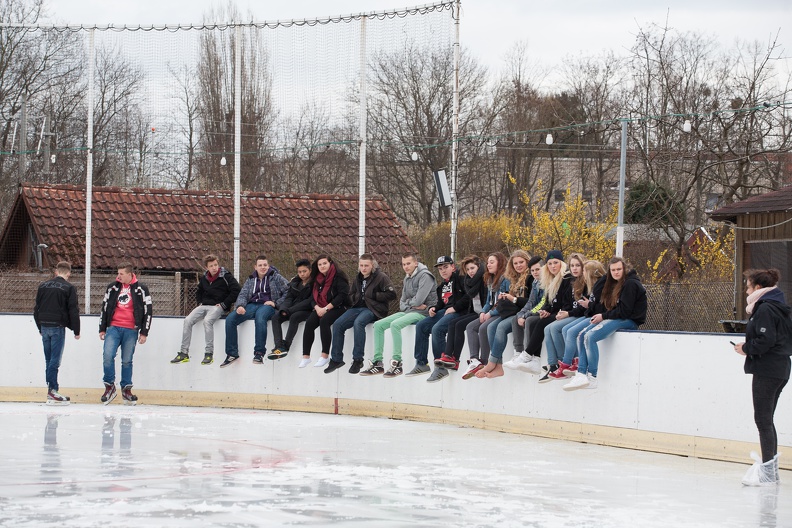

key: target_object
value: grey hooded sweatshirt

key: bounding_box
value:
[399,263,437,315]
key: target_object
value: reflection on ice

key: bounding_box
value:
[0,402,788,527]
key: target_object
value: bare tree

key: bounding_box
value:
[196,4,274,191]
[366,44,492,227]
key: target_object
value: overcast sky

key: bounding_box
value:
[45,0,790,88]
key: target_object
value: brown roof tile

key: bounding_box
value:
[8,184,415,273]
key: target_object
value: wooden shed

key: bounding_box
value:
[709,185,792,317]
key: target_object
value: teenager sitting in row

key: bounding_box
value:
[299,255,350,368]
[563,256,647,390]
[476,250,531,379]
[445,255,487,378]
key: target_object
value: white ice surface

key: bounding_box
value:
[0,402,787,527]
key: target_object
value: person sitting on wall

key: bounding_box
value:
[222,255,289,367]
[171,254,241,366]
[359,252,437,378]
[411,255,469,383]
[268,258,313,360]
[324,253,397,374]
[298,255,350,368]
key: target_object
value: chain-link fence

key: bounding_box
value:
[643,282,735,333]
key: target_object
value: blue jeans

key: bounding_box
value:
[577,318,638,377]
[103,326,139,388]
[41,326,66,391]
[544,317,582,367]
[224,303,276,357]
[414,309,460,364]
[560,317,592,365]
[487,315,515,362]
[330,307,377,362]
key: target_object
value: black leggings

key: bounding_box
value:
[447,313,479,360]
[270,310,311,350]
[752,374,788,462]
[301,307,345,357]
[525,314,557,357]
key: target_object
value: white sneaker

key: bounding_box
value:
[519,355,542,374]
[584,373,598,389]
[461,358,482,380]
[314,357,330,368]
[563,371,590,391]
[504,351,529,370]
[298,358,311,368]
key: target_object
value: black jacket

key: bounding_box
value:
[602,269,647,325]
[544,271,573,314]
[99,277,153,336]
[34,276,80,335]
[196,267,241,310]
[433,270,469,314]
[585,275,607,317]
[568,281,592,318]
[279,276,313,315]
[311,271,351,310]
[744,288,792,379]
[460,266,487,314]
[348,268,397,319]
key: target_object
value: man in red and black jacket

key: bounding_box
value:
[99,262,153,406]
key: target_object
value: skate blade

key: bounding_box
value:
[123,400,137,406]
[45,400,70,406]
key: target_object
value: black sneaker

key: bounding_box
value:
[101,383,117,405]
[359,360,385,376]
[170,352,189,364]
[267,348,288,360]
[383,360,403,378]
[253,353,264,364]
[220,355,238,368]
[349,358,364,374]
[121,385,138,405]
[324,359,345,374]
[201,354,214,365]
[538,365,557,383]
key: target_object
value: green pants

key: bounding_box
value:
[373,311,426,362]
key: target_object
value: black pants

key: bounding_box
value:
[753,374,788,462]
[447,313,479,360]
[270,310,311,351]
[525,314,557,357]
[302,307,345,356]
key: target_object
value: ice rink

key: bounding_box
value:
[0,402,788,527]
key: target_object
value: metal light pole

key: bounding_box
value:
[616,119,627,257]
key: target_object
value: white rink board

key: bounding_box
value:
[2,313,783,452]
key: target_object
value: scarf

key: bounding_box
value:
[746,286,777,315]
[313,263,337,308]
[464,266,485,296]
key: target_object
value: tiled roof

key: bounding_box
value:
[11,184,415,272]
[709,185,792,221]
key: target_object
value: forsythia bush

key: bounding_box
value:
[645,226,735,283]
[506,186,618,265]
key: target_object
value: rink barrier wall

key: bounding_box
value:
[2,313,785,468]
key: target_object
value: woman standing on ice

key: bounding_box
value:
[734,268,792,486]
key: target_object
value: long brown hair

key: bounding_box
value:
[506,249,532,296]
[568,253,588,299]
[483,252,508,289]
[601,256,630,310]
